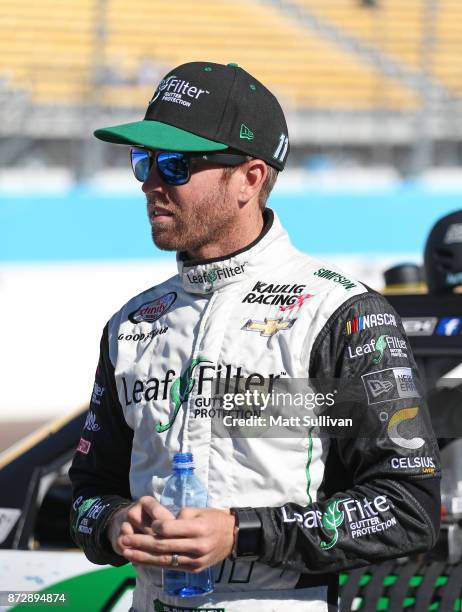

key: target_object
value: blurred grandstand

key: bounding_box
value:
[0,0,461,178]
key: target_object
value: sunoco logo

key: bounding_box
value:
[149,75,210,108]
[129,292,177,323]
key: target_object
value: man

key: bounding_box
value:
[70,61,440,612]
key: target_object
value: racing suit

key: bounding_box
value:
[70,209,440,612]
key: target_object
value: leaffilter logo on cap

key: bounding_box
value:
[240,124,254,140]
[150,75,177,104]
[149,75,210,108]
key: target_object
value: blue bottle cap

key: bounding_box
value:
[172,452,194,469]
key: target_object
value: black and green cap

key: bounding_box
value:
[94,61,290,171]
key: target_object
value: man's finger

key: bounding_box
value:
[121,533,206,556]
[152,517,206,538]
[140,496,175,521]
[122,548,204,571]
[120,521,135,536]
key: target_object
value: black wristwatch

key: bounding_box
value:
[229,507,262,561]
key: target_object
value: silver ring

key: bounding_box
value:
[171,553,179,567]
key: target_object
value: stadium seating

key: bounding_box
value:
[294,0,462,94]
[1,0,459,111]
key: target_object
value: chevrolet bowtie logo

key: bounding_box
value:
[242,318,295,337]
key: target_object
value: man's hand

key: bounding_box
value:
[107,496,175,555]
[119,504,236,571]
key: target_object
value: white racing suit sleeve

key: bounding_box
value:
[249,292,441,573]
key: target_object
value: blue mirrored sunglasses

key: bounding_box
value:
[130,147,248,185]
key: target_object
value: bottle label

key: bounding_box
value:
[154,600,225,612]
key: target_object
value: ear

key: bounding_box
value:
[238,159,267,204]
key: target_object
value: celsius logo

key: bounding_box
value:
[387,407,425,450]
[129,292,177,324]
[149,75,210,108]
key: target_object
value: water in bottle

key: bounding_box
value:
[160,452,214,597]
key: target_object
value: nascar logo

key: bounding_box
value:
[345,313,397,335]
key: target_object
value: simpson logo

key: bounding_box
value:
[345,313,397,335]
[129,292,177,323]
[387,407,425,450]
[149,75,210,108]
[77,438,91,454]
[362,367,419,405]
[314,268,356,290]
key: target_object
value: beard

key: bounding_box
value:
[147,176,236,256]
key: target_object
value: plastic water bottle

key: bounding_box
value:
[160,452,214,597]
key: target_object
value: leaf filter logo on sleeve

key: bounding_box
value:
[320,499,348,550]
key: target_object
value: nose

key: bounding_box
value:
[141,160,165,194]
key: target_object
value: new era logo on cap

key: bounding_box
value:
[240,124,254,140]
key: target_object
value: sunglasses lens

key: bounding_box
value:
[157,152,189,185]
[131,148,151,182]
